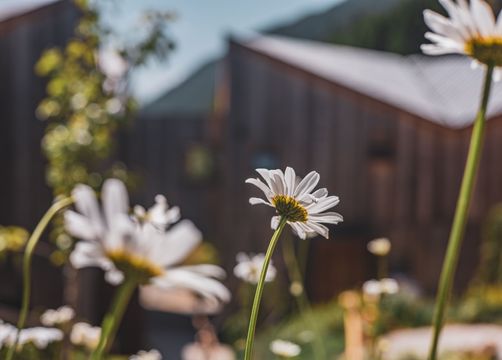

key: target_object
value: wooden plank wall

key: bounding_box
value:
[223,42,502,298]
[0,1,78,311]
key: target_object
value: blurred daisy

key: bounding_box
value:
[422,0,502,79]
[130,349,162,360]
[70,322,101,350]
[0,322,15,349]
[367,238,391,256]
[5,326,63,349]
[133,195,180,230]
[246,167,343,239]
[270,339,301,358]
[65,179,230,303]
[362,278,399,300]
[233,253,277,284]
[40,306,75,326]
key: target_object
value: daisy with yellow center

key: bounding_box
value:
[64,179,230,359]
[422,0,502,79]
[246,167,343,239]
[243,167,342,360]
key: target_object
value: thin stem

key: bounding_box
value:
[282,236,326,360]
[6,197,73,360]
[377,255,388,280]
[90,276,138,360]
[244,217,287,360]
[428,65,494,360]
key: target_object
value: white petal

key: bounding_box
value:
[424,32,464,49]
[423,10,466,42]
[105,269,124,285]
[255,169,275,190]
[293,171,320,197]
[471,0,496,37]
[493,68,502,82]
[72,184,104,234]
[284,167,296,196]
[249,197,272,206]
[103,213,135,250]
[152,220,202,267]
[271,216,280,230]
[420,44,462,55]
[497,9,502,35]
[269,170,286,195]
[304,221,329,239]
[236,252,250,263]
[102,179,129,227]
[179,264,226,279]
[289,222,307,240]
[309,212,344,224]
[311,188,328,199]
[70,241,107,269]
[245,178,274,199]
[64,211,98,241]
[307,196,340,214]
[154,269,231,302]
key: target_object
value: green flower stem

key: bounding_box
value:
[90,276,138,360]
[428,64,494,360]
[282,237,325,360]
[377,255,388,280]
[6,197,74,360]
[244,217,288,360]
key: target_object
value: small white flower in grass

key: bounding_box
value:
[70,322,101,350]
[422,0,502,80]
[5,327,63,349]
[380,278,399,295]
[246,167,343,240]
[362,278,399,300]
[130,349,162,360]
[0,322,15,349]
[233,253,277,284]
[40,306,75,326]
[367,238,391,257]
[270,339,301,358]
[65,179,230,305]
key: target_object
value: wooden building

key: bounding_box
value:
[216,34,502,300]
[0,0,78,319]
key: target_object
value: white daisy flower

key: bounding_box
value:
[270,339,301,358]
[367,238,391,257]
[422,0,502,79]
[5,326,63,349]
[133,195,180,231]
[362,278,400,300]
[233,253,277,284]
[245,167,343,239]
[0,322,15,350]
[40,306,75,326]
[70,322,101,350]
[130,349,162,360]
[65,179,230,303]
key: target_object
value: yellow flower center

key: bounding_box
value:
[271,195,308,222]
[465,36,502,66]
[106,248,164,283]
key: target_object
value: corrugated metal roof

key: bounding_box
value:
[240,34,502,129]
[0,0,60,23]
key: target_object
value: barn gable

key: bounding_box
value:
[234,34,502,129]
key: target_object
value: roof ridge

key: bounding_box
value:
[406,55,452,127]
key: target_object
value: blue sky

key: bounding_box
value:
[105,0,343,103]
